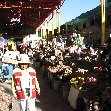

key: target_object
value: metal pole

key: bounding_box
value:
[1,37,4,54]
[3,38,4,54]
[43,23,46,39]
[40,27,42,39]
[36,29,38,38]
[101,0,105,45]
[52,12,54,37]
[41,27,43,39]
[47,21,49,45]
[66,22,67,35]
[57,8,60,37]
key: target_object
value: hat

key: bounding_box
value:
[18,54,30,64]
[94,102,99,106]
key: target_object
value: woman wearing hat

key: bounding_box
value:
[11,54,40,111]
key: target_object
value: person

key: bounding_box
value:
[11,54,40,111]
[8,38,15,51]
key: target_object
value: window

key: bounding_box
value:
[107,0,111,2]
[107,14,111,26]
[75,26,78,30]
[90,20,95,26]
[83,23,86,28]
[95,16,101,26]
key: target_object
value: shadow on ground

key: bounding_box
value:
[35,70,74,111]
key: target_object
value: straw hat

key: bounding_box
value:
[18,54,30,64]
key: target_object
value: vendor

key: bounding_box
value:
[8,38,15,51]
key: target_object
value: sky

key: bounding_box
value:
[49,0,100,28]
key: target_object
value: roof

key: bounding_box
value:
[0,0,64,37]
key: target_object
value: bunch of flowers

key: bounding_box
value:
[48,65,64,73]
[84,56,91,62]
[48,65,72,75]
[70,77,85,90]
[76,68,88,74]
[64,66,72,75]
[94,66,103,72]
[57,65,64,72]
[70,68,88,90]
[0,86,12,111]
[87,77,97,83]
[48,66,58,73]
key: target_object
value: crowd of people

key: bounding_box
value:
[12,32,111,111]
[18,32,111,110]
[0,32,111,111]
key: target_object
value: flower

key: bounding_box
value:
[70,77,85,90]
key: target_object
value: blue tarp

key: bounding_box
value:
[0,38,9,48]
[1,65,13,78]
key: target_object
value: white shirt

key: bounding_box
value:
[20,70,31,89]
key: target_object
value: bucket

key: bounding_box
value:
[48,72,54,88]
[62,82,71,99]
[54,80,62,91]
[35,62,40,70]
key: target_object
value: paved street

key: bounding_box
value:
[36,71,73,111]
[0,71,73,111]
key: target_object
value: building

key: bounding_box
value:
[63,1,111,44]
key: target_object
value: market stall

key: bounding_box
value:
[36,41,111,110]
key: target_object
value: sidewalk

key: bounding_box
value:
[0,82,20,111]
[0,82,43,111]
